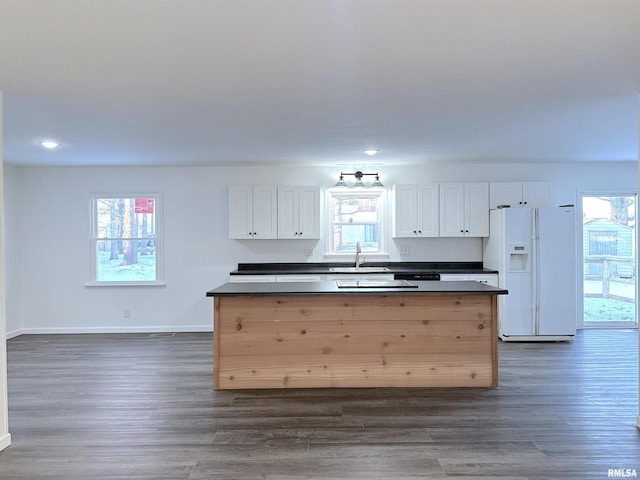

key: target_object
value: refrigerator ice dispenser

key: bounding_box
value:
[508,243,530,272]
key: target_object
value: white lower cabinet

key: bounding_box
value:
[229,275,276,283]
[275,275,323,282]
[230,273,498,285]
[326,274,395,282]
[439,273,498,287]
[230,274,397,283]
[230,275,325,283]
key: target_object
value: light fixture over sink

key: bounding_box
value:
[334,170,384,187]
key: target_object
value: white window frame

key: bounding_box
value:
[578,190,637,329]
[87,191,165,287]
[324,187,388,258]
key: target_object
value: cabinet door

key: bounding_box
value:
[522,182,553,208]
[252,186,278,239]
[490,182,554,209]
[441,273,498,286]
[297,186,320,239]
[229,275,276,283]
[464,183,489,237]
[439,183,465,237]
[228,186,253,239]
[275,275,323,282]
[277,186,299,239]
[278,186,320,239]
[417,184,439,237]
[392,185,418,237]
[489,182,522,209]
[468,274,499,287]
[439,274,469,281]
[326,274,394,282]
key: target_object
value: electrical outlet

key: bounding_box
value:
[304,247,314,256]
[123,309,131,318]
[400,246,410,255]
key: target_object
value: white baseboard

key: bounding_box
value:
[499,334,575,342]
[7,325,212,338]
[6,329,22,340]
[0,432,11,451]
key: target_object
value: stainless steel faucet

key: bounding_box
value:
[355,241,365,269]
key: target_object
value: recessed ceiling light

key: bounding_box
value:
[364,149,379,156]
[39,140,60,149]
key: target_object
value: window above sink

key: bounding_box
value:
[326,188,387,256]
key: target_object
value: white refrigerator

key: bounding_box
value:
[483,207,577,341]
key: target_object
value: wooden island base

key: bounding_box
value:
[214,293,498,389]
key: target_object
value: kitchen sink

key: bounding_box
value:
[329,266,390,273]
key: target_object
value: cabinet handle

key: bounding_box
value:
[418,230,422,234]
[413,230,417,234]
[524,201,528,205]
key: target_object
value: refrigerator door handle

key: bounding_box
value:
[532,208,540,335]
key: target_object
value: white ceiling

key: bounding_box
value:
[1,0,639,168]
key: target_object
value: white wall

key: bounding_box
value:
[0,92,12,451]
[4,165,19,336]
[4,160,637,335]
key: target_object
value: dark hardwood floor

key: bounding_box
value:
[1,329,638,479]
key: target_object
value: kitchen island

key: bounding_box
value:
[206,281,507,390]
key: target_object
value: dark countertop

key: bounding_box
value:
[230,262,498,275]
[207,280,508,297]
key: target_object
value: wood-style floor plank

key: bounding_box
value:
[1,329,638,479]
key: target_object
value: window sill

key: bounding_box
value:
[85,282,167,288]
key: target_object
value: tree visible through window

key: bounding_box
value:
[91,194,162,284]
[327,189,385,255]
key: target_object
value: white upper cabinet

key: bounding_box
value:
[522,182,554,208]
[490,182,554,209]
[464,183,490,237]
[277,186,320,239]
[392,184,439,238]
[439,183,489,237]
[228,185,278,239]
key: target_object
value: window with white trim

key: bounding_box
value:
[89,193,163,285]
[326,188,387,255]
